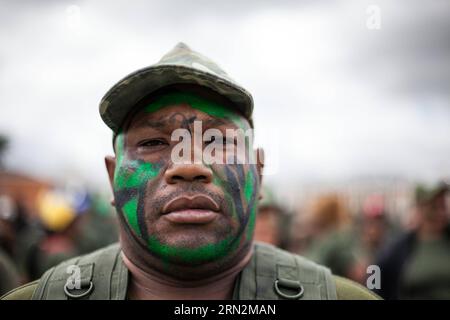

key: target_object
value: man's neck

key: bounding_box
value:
[121,248,253,300]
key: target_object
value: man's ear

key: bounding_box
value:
[105,155,116,206]
[255,148,265,200]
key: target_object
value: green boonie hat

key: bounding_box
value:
[99,42,254,132]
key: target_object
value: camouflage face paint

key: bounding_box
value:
[113,133,161,238]
[113,92,259,266]
[144,91,248,130]
[145,163,259,265]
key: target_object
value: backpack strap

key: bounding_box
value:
[32,241,336,300]
[32,243,128,300]
[236,242,337,300]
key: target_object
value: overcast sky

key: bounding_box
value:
[1,0,449,193]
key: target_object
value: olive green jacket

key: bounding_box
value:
[1,243,380,300]
[2,276,378,300]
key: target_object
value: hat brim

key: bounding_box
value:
[99,64,253,132]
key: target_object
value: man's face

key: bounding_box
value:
[106,92,261,267]
[418,194,449,232]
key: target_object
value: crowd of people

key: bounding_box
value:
[0,188,118,295]
[0,173,449,299]
[254,181,450,299]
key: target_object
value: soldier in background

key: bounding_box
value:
[350,195,391,285]
[0,195,21,294]
[375,181,450,299]
[0,247,20,296]
[17,190,118,281]
[301,194,357,279]
[254,185,292,250]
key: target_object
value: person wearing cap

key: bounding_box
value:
[254,185,292,249]
[301,194,357,279]
[349,195,392,285]
[2,43,378,300]
[374,181,450,299]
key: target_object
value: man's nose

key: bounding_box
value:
[165,163,213,184]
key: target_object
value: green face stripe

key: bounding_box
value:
[243,170,257,241]
[244,170,254,203]
[114,160,159,190]
[113,131,160,191]
[246,205,257,241]
[147,233,240,264]
[144,92,247,129]
[114,132,125,165]
[123,198,140,236]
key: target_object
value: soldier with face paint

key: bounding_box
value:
[108,86,262,300]
[2,43,379,300]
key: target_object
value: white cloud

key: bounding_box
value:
[0,0,449,192]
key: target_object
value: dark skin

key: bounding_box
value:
[105,97,264,282]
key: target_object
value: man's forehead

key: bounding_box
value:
[112,88,252,149]
[125,91,249,131]
[129,104,231,130]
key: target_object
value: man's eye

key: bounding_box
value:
[138,139,168,148]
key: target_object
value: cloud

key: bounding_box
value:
[0,0,449,192]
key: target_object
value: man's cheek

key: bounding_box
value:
[113,161,161,240]
[211,163,258,225]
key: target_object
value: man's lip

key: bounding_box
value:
[162,195,220,215]
[163,209,218,224]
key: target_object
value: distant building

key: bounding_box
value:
[0,171,53,218]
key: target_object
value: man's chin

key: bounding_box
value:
[147,232,237,266]
[159,232,225,250]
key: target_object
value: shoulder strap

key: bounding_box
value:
[32,243,128,300]
[236,242,337,300]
